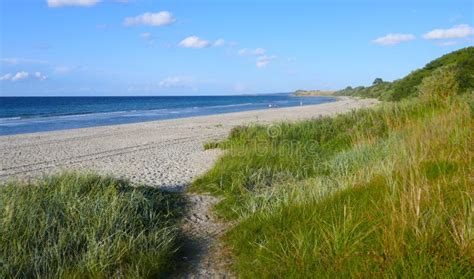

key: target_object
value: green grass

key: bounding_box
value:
[203,140,221,150]
[0,173,183,278]
[190,100,428,219]
[190,62,474,276]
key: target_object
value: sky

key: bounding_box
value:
[0,0,473,96]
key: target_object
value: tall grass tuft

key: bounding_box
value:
[0,173,183,278]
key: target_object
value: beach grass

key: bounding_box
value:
[0,173,184,278]
[1,49,472,278]
[191,67,473,276]
[203,140,221,150]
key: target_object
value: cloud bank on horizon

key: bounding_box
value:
[1,0,473,95]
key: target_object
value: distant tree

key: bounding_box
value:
[372,78,384,85]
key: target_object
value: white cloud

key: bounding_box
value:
[423,24,474,40]
[124,11,175,27]
[238,48,266,56]
[35,72,47,81]
[159,76,195,88]
[237,47,275,68]
[0,71,46,82]
[179,36,211,48]
[47,0,100,7]
[11,71,29,81]
[213,38,225,47]
[256,55,275,68]
[0,73,13,81]
[48,0,128,8]
[179,37,227,48]
[372,33,416,45]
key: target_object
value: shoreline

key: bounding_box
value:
[0,96,378,190]
[0,95,337,137]
[0,95,342,139]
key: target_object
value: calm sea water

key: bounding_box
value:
[0,94,335,135]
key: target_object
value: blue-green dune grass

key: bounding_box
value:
[0,173,184,278]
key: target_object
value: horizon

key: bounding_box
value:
[0,91,295,97]
[1,0,473,96]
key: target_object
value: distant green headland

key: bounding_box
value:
[293,89,336,96]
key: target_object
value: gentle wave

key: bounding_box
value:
[0,95,336,135]
[0,102,258,123]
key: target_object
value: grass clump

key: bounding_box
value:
[0,173,183,278]
[203,140,222,150]
[224,97,473,277]
[190,50,474,276]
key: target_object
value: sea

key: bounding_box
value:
[0,94,336,136]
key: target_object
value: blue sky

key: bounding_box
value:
[0,0,473,96]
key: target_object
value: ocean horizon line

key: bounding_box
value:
[0,92,297,98]
[0,94,336,136]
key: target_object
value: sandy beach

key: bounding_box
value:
[0,97,378,191]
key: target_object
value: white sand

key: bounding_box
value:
[0,97,378,191]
